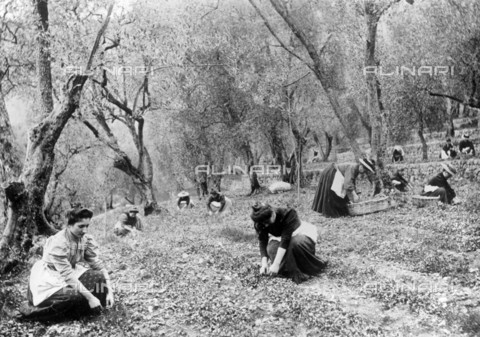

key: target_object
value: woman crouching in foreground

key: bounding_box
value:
[251,203,327,284]
[19,207,114,321]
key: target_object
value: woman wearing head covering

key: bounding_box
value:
[250,203,327,284]
[19,207,114,321]
[177,191,194,210]
[311,158,376,218]
[421,163,457,204]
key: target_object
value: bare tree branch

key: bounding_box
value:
[93,77,133,115]
[248,0,314,72]
[85,3,114,72]
[283,72,311,87]
[200,0,219,20]
[427,90,480,109]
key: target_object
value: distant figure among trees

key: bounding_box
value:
[440,138,457,159]
[392,145,405,162]
[196,170,209,200]
[113,205,143,237]
[19,208,114,321]
[250,203,327,284]
[421,163,457,204]
[177,191,194,210]
[248,170,262,196]
[312,158,376,218]
[459,134,475,156]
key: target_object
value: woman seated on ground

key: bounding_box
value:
[206,189,232,216]
[177,191,194,210]
[421,163,458,204]
[251,203,327,284]
[113,205,143,237]
[312,158,376,218]
[19,207,114,322]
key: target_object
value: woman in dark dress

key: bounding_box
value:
[312,158,376,218]
[251,203,327,284]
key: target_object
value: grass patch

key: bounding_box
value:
[218,225,256,242]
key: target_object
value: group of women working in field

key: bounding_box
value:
[16,157,458,323]
[312,157,459,217]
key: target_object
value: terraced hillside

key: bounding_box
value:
[2,186,480,336]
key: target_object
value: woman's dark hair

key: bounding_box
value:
[66,207,93,225]
[251,203,274,232]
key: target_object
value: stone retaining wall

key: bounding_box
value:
[386,159,480,187]
[223,158,480,194]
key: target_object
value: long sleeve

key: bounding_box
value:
[278,209,301,250]
[84,235,105,271]
[48,242,79,289]
[218,195,226,211]
[255,208,301,258]
[341,164,358,200]
[394,173,408,185]
[206,195,214,210]
[135,218,143,231]
[256,224,269,258]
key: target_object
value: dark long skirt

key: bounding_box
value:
[311,164,349,218]
[19,269,108,322]
[267,235,327,284]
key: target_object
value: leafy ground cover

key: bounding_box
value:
[1,184,480,336]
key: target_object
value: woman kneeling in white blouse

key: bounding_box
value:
[19,207,114,321]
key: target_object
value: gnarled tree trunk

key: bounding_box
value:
[84,62,163,216]
[0,90,22,219]
[0,2,113,273]
[1,75,88,273]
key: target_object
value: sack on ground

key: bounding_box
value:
[268,181,292,193]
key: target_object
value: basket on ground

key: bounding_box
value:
[412,195,440,207]
[347,197,392,216]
